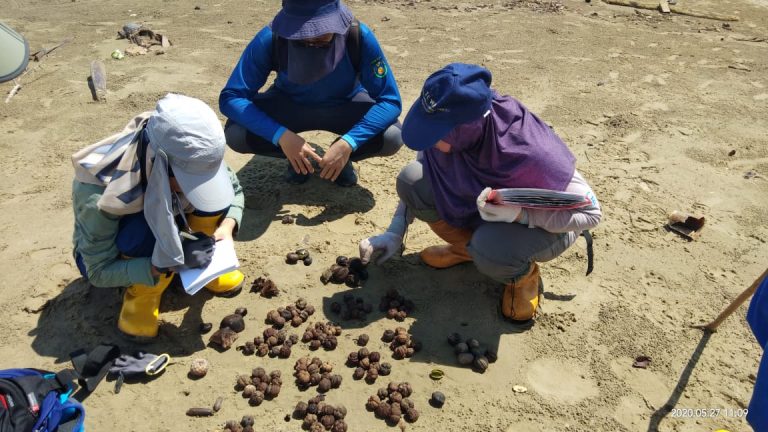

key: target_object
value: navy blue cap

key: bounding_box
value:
[272,0,354,40]
[402,63,492,151]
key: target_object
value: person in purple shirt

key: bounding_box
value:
[359,64,602,324]
[219,0,403,187]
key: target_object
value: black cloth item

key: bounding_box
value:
[69,344,120,393]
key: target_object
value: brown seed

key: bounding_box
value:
[296,370,311,385]
[309,340,321,350]
[405,347,415,358]
[454,342,469,354]
[365,368,379,384]
[457,352,475,365]
[242,384,256,398]
[185,407,214,417]
[353,367,365,380]
[310,372,322,386]
[241,415,255,427]
[334,405,347,419]
[393,345,408,359]
[265,383,280,398]
[199,322,213,334]
[321,362,334,373]
[320,415,335,430]
[331,420,348,432]
[398,382,413,398]
[256,343,269,356]
[294,401,308,419]
[369,352,381,363]
[347,352,359,366]
[395,311,408,321]
[474,356,489,372]
[248,391,264,406]
[387,308,398,319]
[286,252,299,264]
[213,396,224,412]
[394,333,409,345]
[382,329,395,342]
[305,305,316,315]
[485,348,498,363]
[318,378,332,393]
[330,374,342,389]
[405,408,420,423]
[375,402,391,419]
[281,214,295,224]
[236,374,250,390]
[366,395,381,411]
[358,348,370,359]
[377,387,389,400]
[379,363,392,376]
[390,391,403,404]
[356,334,370,346]
[303,413,318,429]
[387,382,399,394]
[359,357,371,370]
[331,265,349,283]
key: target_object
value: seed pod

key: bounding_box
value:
[307,403,318,415]
[286,252,299,264]
[382,330,395,343]
[234,306,248,317]
[360,357,371,370]
[395,311,407,321]
[356,334,370,346]
[309,340,321,350]
[305,305,316,315]
[331,265,349,283]
[256,343,269,356]
[358,347,370,359]
[405,408,420,423]
[289,316,302,327]
[393,345,408,359]
[263,327,278,339]
[386,308,397,319]
[366,395,381,411]
[252,335,264,346]
[467,338,481,349]
[317,377,331,393]
[430,391,446,408]
[248,391,264,406]
[303,413,318,429]
[474,356,490,372]
[279,345,292,358]
[240,341,256,355]
[310,372,322,386]
[294,401,308,419]
[213,396,223,412]
[377,387,389,400]
[281,214,295,224]
[334,405,347,419]
[270,370,282,380]
[303,256,313,266]
[186,407,214,417]
[399,382,413,398]
[296,370,311,386]
[332,420,347,432]
[236,374,250,390]
[265,383,281,398]
[320,415,336,430]
[336,256,349,266]
[345,273,360,287]
[330,374,342,389]
[242,384,256,398]
[375,402,391,419]
[321,362,334,373]
[405,347,415,358]
[294,248,309,259]
[189,358,209,378]
[241,415,255,427]
[353,367,365,380]
[365,368,379,384]
[307,363,320,374]
[454,342,469,354]
[394,333,409,345]
[379,363,392,376]
[457,352,475,365]
[387,382,399,394]
[390,391,403,404]
[485,348,498,363]
[346,352,359,366]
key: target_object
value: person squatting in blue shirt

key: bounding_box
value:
[219,0,403,187]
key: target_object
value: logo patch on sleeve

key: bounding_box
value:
[371,57,388,78]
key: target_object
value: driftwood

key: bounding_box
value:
[602,0,740,21]
[693,268,768,332]
[89,60,107,102]
[29,36,73,62]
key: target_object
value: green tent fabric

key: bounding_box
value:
[0,22,29,83]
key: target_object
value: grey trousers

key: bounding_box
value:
[224,90,403,162]
[396,161,578,283]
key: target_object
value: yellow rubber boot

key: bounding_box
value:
[118,273,174,338]
[420,220,474,269]
[186,212,244,296]
[501,263,543,323]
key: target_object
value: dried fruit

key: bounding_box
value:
[382,329,395,342]
[220,314,245,333]
[286,252,299,264]
[473,356,489,372]
[188,358,209,378]
[405,408,420,422]
[353,367,365,380]
[248,391,264,406]
[251,276,279,297]
[209,327,238,349]
[242,384,256,398]
[457,352,474,365]
[485,348,498,363]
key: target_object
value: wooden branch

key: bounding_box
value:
[602,0,740,21]
[693,268,768,332]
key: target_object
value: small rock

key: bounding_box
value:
[512,385,528,393]
[728,149,736,156]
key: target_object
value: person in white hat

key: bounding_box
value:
[71,94,245,338]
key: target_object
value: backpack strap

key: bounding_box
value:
[271,18,363,75]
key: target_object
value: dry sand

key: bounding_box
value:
[1,0,767,431]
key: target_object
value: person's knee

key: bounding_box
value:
[223,121,250,154]
[469,224,531,282]
[395,161,424,205]
[378,124,403,157]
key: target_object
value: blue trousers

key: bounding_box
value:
[76,212,155,278]
[748,275,768,431]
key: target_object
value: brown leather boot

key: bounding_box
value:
[420,220,473,269]
[501,263,543,323]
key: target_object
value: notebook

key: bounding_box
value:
[487,188,592,210]
[179,238,240,295]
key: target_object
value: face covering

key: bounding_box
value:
[276,34,347,85]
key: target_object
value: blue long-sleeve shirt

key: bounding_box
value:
[219,23,402,150]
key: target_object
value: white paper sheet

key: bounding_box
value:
[179,238,240,295]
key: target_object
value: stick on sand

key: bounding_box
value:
[601,0,740,21]
[693,268,768,332]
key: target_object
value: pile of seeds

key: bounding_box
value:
[293,357,343,393]
[209,307,247,350]
[286,248,312,266]
[266,298,316,328]
[320,256,368,287]
[379,289,415,321]
[347,348,391,384]
[382,327,422,360]
[223,415,254,432]
[301,321,342,351]
[240,327,298,358]
[235,368,282,406]
[251,276,279,298]
[329,293,374,321]
[447,333,497,373]
[365,382,419,426]
[293,395,348,432]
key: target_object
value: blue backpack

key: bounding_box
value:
[0,369,84,432]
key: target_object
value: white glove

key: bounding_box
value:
[476,187,523,223]
[359,232,403,265]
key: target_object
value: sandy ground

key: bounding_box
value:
[1,0,768,431]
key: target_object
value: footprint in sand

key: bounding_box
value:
[526,357,599,404]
